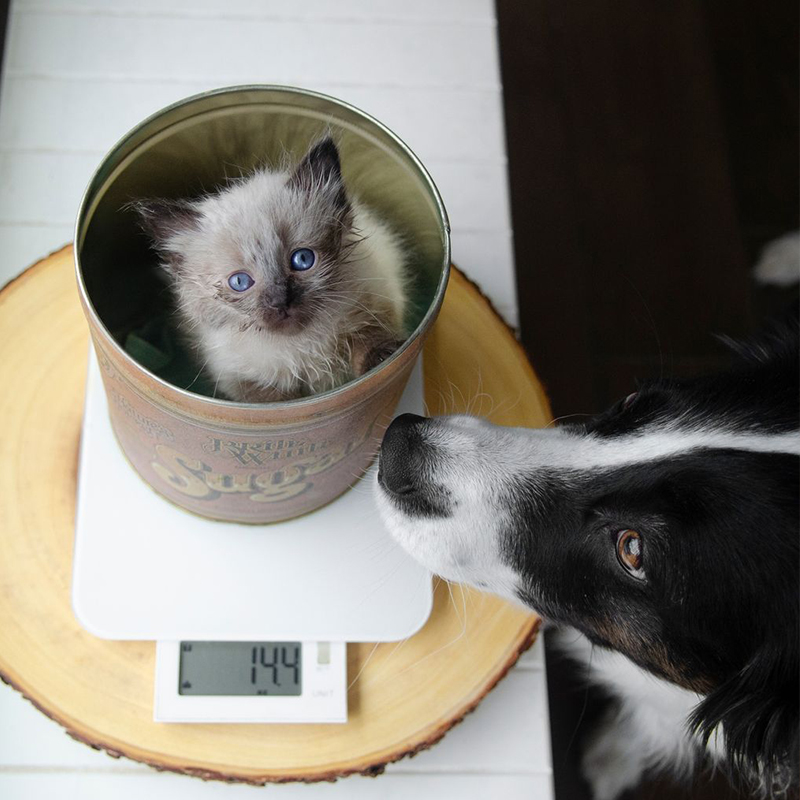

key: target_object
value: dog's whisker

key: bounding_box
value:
[545,411,593,429]
[347,641,381,692]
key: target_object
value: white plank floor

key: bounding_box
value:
[0,1,552,798]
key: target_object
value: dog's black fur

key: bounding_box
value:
[512,319,798,792]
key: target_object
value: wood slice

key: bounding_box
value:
[0,246,551,784]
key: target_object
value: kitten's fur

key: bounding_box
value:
[133,136,408,402]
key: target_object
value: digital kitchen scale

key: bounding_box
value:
[73,351,432,723]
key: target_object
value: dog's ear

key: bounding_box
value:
[689,643,799,793]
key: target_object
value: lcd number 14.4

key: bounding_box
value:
[178,641,302,696]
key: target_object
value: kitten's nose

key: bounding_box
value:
[378,414,427,495]
[264,293,289,312]
[262,290,295,327]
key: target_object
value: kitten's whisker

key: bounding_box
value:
[184,356,211,392]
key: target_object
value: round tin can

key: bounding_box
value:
[75,85,450,524]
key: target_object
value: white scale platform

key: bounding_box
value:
[72,352,432,644]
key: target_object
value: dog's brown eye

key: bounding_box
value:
[616,529,644,578]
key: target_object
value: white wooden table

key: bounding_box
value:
[0,2,553,797]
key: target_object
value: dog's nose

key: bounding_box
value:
[378,414,427,494]
[387,413,425,434]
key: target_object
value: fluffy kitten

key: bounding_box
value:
[132,136,408,402]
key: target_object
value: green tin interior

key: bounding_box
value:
[77,86,450,398]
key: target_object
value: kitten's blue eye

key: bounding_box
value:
[228,272,254,292]
[290,248,316,271]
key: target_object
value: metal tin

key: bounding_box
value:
[75,86,450,524]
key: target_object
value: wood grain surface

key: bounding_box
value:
[0,245,551,784]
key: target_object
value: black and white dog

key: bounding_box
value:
[375,317,798,798]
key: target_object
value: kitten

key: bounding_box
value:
[132,136,409,402]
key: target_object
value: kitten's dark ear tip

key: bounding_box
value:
[311,135,339,160]
[294,135,343,186]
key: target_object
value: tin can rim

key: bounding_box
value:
[74,83,451,411]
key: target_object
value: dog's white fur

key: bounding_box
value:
[375,414,799,797]
[552,628,725,800]
[375,414,798,604]
[754,231,799,287]
[377,458,725,797]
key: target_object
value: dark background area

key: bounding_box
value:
[498,0,798,420]
[495,1,798,799]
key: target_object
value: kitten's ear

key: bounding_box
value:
[292,136,343,186]
[128,198,201,250]
[290,136,349,216]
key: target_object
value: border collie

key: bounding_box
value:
[375,318,798,799]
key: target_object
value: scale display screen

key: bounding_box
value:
[178,641,302,696]
[155,640,346,722]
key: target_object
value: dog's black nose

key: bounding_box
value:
[378,414,427,495]
[387,413,425,434]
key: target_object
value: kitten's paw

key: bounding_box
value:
[223,379,294,403]
[582,712,648,800]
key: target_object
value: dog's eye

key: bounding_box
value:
[616,529,645,579]
[622,392,638,410]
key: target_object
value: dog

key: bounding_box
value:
[375,315,798,799]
